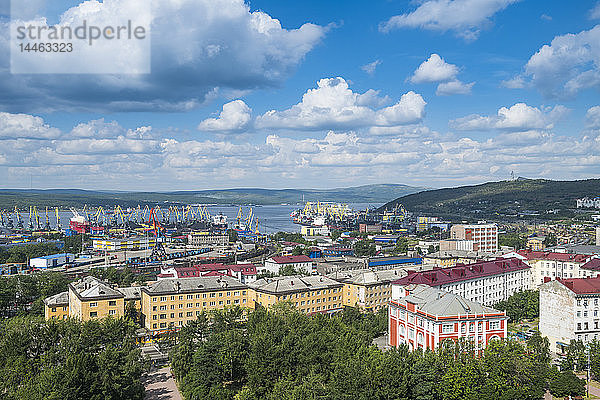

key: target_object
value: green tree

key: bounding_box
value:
[353,239,376,257]
[548,368,585,398]
[498,232,526,250]
[494,290,539,322]
[543,233,557,247]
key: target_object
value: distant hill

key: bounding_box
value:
[0,184,426,209]
[379,178,600,221]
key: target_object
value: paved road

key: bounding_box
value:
[143,367,183,400]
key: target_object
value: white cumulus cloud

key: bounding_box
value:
[255,77,426,130]
[450,103,569,131]
[508,25,600,98]
[380,0,519,41]
[411,54,459,83]
[0,112,61,140]
[0,0,326,112]
[198,100,252,132]
[410,54,474,96]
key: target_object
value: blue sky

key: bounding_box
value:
[1,0,600,190]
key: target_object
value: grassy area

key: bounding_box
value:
[508,318,539,333]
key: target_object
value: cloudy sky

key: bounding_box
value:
[1,0,599,190]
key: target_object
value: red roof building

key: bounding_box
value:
[508,250,597,287]
[517,250,589,263]
[391,258,530,306]
[389,284,507,352]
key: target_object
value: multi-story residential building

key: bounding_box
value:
[140,275,252,332]
[159,263,257,284]
[540,275,600,353]
[44,291,69,320]
[262,255,315,275]
[450,223,498,253]
[439,239,478,252]
[249,275,344,314]
[423,250,492,268]
[44,277,142,321]
[391,258,531,306]
[68,276,126,321]
[187,232,228,249]
[328,268,407,311]
[506,250,596,287]
[389,284,507,351]
[526,236,546,251]
[416,216,450,232]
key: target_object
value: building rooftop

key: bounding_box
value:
[174,263,257,278]
[269,255,313,264]
[35,253,75,260]
[44,291,69,306]
[143,275,247,296]
[70,276,124,301]
[392,257,529,287]
[116,286,142,301]
[393,284,503,317]
[368,256,422,267]
[550,276,600,295]
[249,274,342,295]
[517,249,590,263]
[425,250,493,260]
[328,268,407,285]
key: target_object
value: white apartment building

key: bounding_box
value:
[391,258,531,307]
[450,223,498,253]
[262,255,315,275]
[540,275,600,353]
[505,250,598,287]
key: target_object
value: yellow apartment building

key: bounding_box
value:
[43,276,143,321]
[44,291,69,320]
[68,276,125,321]
[249,275,344,314]
[328,268,407,312]
[140,275,252,332]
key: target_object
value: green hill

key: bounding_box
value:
[379,178,600,221]
[0,184,425,209]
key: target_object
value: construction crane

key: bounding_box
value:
[55,207,61,230]
[147,207,167,259]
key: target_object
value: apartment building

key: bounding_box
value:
[44,291,69,320]
[140,275,252,332]
[328,268,407,312]
[68,276,126,321]
[249,275,344,314]
[159,263,257,284]
[389,284,507,351]
[423,250,491,268]
[262,255,315,275]
[44,277,143,321]
[450,223,498,253]
[540,276,600,353]
[392,258,531,306]
[439,239,478,252]
[506,250,596,287]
